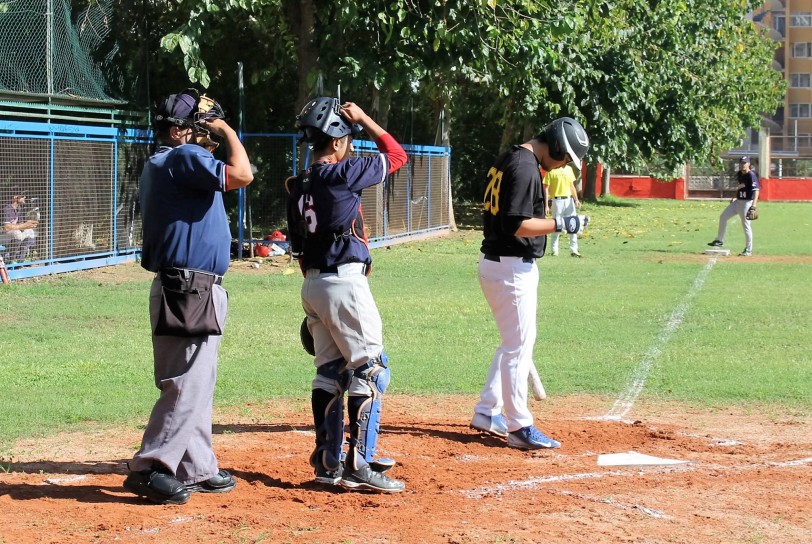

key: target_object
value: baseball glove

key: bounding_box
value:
[300,317,315,356]
[746,206,758,221]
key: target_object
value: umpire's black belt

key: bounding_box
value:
[160,267,223,285]
[483,254,534,264]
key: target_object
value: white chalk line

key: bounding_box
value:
[461,455,812,517]
[599,258,717,421]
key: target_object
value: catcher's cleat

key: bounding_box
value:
[124,467,191,505]
[708,240,723,247]
[507,425,561,450]
[570,251,582,258]
[370,457,396,473]
[186,469,236,494]
[470,412,508,438]
[340,465,405,493]
[314,463,343,485]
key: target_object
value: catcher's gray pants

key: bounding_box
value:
[716,199,754,253]
[129,276,228,486]
[302,262,383,397]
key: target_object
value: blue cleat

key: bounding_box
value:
[470,412,509,438]
[507,425,561,450]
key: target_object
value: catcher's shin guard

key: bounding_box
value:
[310,359,351,472]
[347,353,391,470]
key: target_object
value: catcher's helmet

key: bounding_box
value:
[296,97,362,142]
[543,117,589,170]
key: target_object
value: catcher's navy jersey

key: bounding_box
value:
[288,154,388,270]
[737,170,760,200]
[481,145,546,259]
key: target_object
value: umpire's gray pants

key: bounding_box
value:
[129,276,228,486]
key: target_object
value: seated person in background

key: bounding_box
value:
[2,187,38,262]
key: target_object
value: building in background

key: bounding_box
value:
[750,0,812,176]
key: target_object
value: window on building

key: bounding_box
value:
[790,103,812,117]
[792,42,812,57]
[790,12,812,27]
[791,73,811,87]
[775,15,786,36]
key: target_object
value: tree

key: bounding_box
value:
[106,0,784,204]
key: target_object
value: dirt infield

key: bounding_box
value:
[1,395,810,544]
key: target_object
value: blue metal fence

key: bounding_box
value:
[0,122,452,282]
[240,134,452,251]
[1,120,150,281]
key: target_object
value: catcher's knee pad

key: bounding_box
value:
[313,358,351,395]
[310,359,351,471]
[347,353,390,468]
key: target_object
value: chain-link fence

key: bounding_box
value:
[0,120,149,279]
[1,124,452,281]
[241,135,452,249]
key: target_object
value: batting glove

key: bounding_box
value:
[555,215,590,235]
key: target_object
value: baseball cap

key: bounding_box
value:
[740,156,750,163]
[155,90,199,127]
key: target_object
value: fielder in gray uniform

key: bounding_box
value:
[124,88,253,505]
[708,156,760,256]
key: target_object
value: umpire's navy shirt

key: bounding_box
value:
[139,144,231,276]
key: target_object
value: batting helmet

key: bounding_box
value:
[300,317,315,356]
[543,117,590,171]
[296,97,362,143]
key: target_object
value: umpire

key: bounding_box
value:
[123,88,253,505]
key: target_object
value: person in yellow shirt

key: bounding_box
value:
[542,165,582,257]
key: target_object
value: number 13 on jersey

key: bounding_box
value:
[483,167,503,215]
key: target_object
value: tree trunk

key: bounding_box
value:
[371,87,392,130]
[284,0,318,115]
[432,95,457,231]
[601,164,611,196]
[583,161,599,202]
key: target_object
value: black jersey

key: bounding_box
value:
[736,170,760,200]
[481,145,546,259]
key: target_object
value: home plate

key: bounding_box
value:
[704,249,730,256]
[597,451,691,467]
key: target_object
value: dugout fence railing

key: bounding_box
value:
[1,123,452,282]
[239,134,452,252]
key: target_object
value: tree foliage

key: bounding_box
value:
[100,0,784,201]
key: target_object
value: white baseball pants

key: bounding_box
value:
[475,253,538,431]
[549,197,578,253]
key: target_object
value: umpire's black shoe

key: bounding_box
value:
[708,240,723,247]
[124,467,191,505]
[186,469,237,494]
[340,464,405,493]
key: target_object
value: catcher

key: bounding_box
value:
[708,156,759,256]
[286,97,407,493]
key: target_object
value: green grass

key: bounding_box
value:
[0,198,810,450]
